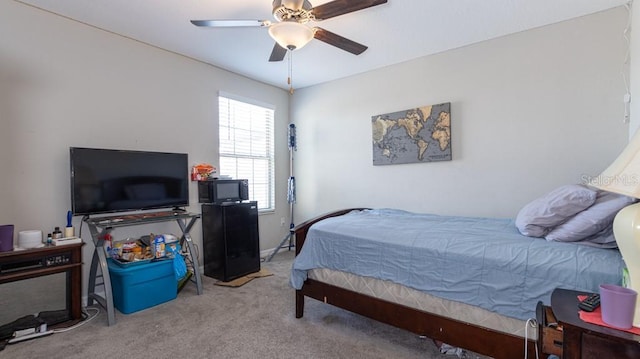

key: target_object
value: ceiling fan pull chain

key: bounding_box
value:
[288,50,294,95]
[191,0,388,89]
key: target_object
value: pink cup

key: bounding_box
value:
[600,284,637,329]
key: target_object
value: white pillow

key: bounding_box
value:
[573,227,618,249]
[515,184,597,237]
[545,190,636,242]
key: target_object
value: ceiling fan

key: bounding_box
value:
[191,0,388,62]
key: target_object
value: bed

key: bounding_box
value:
[291,203,626,359]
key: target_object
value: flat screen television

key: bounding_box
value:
[70,147,189,216]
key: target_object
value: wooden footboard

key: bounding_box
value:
[293,209,540,359]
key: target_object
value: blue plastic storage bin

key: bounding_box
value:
[107,258,177,314]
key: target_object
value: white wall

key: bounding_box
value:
[291,7,630,221]
[0,1,291,303]
[0,1,632,317]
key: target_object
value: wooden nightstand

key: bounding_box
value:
[550,288,640,358]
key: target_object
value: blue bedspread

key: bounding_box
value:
[290,209,624,320]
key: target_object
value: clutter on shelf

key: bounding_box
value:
[108,233,180,266]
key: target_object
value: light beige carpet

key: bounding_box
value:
[1,250,490,359]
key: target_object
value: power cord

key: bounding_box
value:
[181,242,200,271]
[524,318,539,359]
[52,307,100,334]
[622,0,632,123]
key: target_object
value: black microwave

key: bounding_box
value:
[198,179,249,204]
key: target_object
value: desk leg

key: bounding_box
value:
[562,324,582,359]
[87,245,98,307]
[177,218,203,295]
[69,247,83,320]
[86,224,116,326]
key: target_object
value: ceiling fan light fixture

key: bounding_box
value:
[280,0,305,11]
[268,21,314,51]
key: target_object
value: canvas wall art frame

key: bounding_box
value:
[371,102,451,165]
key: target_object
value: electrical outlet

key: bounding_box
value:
[280,217,286,226]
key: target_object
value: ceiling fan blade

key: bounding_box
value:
[190,19,270,27]
[312,0,387,20]
[269,43,288,62]
[313,27,367,55]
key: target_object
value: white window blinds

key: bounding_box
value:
[218,95,275,211]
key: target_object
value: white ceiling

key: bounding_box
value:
[15,0,629,90]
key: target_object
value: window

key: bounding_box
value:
[218,94,275,211]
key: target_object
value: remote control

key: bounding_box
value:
[578,293,600,312]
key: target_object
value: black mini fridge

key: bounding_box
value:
[201,201,260,282]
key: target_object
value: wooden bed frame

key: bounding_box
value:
[293,209,543,359]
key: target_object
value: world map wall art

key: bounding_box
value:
[371,102,451,165]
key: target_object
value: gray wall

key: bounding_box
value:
[0,1,291,310]
[630,2,640,137]
[291,7,630,221]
